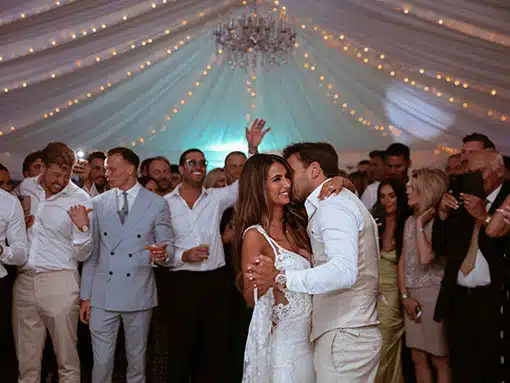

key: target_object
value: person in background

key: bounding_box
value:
[22,151,44,178]
[460,132,495,165]
[224,151,247,186]
[433,151,508,383]
[14,142,93,383]
[148,156,173,196]
[164,122,267,382]
[386,143,412,183]
[83,152,107,197]
[358,159,371,175]
[445,153,463,176]
[138,176,158,193]
[371,180,410,383]
[168,164,181,191]
[205,168,227,188]
[362,150,387,210]
[220,206,253,383]
[398,168,450,383]
[349,170,370,197]
[0,188,29,383]
[0,164,13,193]
[80,147,172,383]
[139,157,154,178]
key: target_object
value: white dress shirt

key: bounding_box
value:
[17,176,93,273]
[164,181,238,271]
[84,183,100,197]
[286,181,362,294]
[0,189,28,278]
[456,184,502,287]
[116,182,141,211]
[361,181,380,210]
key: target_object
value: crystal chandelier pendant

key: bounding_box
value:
[213,1,296,71]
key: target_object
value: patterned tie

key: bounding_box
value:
[119,191,129,224]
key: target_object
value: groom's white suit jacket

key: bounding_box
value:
[286,182,380,341]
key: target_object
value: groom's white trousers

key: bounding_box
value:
[313,325,382,383]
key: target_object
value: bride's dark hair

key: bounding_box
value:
[232,154,310,291]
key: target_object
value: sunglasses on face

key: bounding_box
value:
[185,159,207,169]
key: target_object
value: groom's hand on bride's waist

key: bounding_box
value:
[246,255,279,292]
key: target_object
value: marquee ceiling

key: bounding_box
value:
[0,0,509,173]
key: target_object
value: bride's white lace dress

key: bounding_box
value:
[242,225,315,383]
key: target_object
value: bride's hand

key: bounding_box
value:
[318,176,355,200]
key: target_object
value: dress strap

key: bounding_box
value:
[243,224,279,258]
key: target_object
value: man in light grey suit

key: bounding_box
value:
[80,147,172,383]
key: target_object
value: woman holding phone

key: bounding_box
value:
[398,168,451,383]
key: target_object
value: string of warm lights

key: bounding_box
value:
[392,1,510,48]
[294,42,400,139]
[0,0,78,26]
[271,2,507,103]
[244,71,258,123]
[122,60,218,148]
[0,1,228,92]
[0,33,200,136]
[297,43,462,155]
[275,10,509,125]
[0,0,216,61]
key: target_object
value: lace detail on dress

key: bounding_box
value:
[242,225,315,383]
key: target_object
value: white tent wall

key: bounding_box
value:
[0,0,508,172]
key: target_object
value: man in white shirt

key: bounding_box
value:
[164,124,266,382]
[82,152,107,197]
[434,150,508,382]
[361,150,386,209]
[250,142,382,382]
[13,142,93,383]
[80,147,172,383]
[0,188,28,325]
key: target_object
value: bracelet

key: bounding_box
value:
[400,292,410,300]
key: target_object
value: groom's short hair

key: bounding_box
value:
[282,142,339,178]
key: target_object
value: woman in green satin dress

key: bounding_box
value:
[371,180,410,383]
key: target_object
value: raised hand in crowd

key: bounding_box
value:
[246,118,271,154]
[438,192,459,220]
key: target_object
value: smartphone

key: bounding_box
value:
[461,171,486,199]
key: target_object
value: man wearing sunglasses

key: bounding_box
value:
[163,119,269,382]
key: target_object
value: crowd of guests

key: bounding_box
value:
[1,125,510,383]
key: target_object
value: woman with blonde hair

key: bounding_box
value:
[398,168,451,383]
[205,167,227,188]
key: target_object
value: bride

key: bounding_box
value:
[232,154,342,383]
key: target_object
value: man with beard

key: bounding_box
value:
[13,142,93,383]
[385,143,411,183]
[148,156,173,196]
[164,123,267,382]
[83,152,107,197]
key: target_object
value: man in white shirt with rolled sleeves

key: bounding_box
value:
[13,142,93,383]
[163,123,267,382]
[250,142,382,382]
[0,188,28,331]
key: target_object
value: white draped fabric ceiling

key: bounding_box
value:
[0,0,509,176]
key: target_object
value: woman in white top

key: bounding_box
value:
[232,153,342,383]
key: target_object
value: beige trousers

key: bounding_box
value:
[13,270,80,383]
[314,325,382,383]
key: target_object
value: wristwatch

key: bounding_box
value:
[483,215,492,226]
[400,292,410,300]
[80,225,89,233]
[275,270,287,291]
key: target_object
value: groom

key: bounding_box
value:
[250,142,382,382]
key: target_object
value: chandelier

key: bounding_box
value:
[213,5,296,71]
